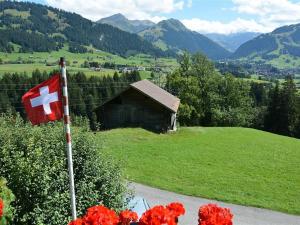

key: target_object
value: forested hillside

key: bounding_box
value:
[232,23,300,68]
[0,1,167,57]
[139,19,231,60]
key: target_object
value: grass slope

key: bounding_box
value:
[98,127,300,214]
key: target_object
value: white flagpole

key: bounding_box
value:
[60,57,77,220]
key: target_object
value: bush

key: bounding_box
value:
[0,178,15,224]
[0,114,128,225]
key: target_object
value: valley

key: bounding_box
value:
[1,1,300,84]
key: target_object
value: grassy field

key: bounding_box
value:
[97,127,300,214]
[0,47,177,77]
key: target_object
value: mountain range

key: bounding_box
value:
[233,24,300,64]
[138,19,231,60]
[100,13,300,67]
[99,14,231,60]
[205,32,261,52]
[0,1,167,57]
[99,14,263,55]
[98,13,154,33]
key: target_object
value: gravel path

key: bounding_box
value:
[130,182,300,225]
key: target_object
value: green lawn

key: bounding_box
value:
[96,127,300,214]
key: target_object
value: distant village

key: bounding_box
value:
[216,60,300,79]
[87,60,164,74]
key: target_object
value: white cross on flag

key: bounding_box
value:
[22,74,63,125]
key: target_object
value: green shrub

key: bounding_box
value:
[0,178,15,225]
[0,114,127,225]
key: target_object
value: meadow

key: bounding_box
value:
[98,127,300,214]
[0,47,177,78]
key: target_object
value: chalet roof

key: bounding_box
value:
[130,80,180,113]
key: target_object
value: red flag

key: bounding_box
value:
[22,74,63,125]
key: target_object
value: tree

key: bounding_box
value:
[167,52,255,127]
[178,51,190,77]
[279,76,298,136]
[85,95,99,131]
[210,73,254,127]
[265,77,298,136]
[264,81,281,133]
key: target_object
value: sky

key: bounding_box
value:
[23,0,300,34]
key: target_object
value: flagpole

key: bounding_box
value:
[60,57,77,220]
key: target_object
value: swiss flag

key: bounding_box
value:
[22,74,63,125]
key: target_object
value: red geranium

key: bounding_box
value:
[118,210,138,225]
[68,205,119,225]
[84,205,119,225]
[166,202,185,218]
[139,205,168,225]
[0,198,3,218]
[69,218,85,225]
[198,204,233,225]
[139,202,185,225]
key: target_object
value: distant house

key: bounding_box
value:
[96,80,180,132]
[119,66,146,73]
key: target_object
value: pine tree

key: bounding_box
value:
[264,81,281,133]
[85,95,98,131]
[265,77,298,136]
[279,76,298,136]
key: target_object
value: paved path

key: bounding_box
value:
[130,182,300,225]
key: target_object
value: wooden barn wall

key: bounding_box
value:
[98,88,174,132]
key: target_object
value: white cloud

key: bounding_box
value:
[150,16,168,23]
[182,18,269,34]
[183,0,300,34]
[45,0,184,21]
[45,0,300,34]
[232,0,300,27]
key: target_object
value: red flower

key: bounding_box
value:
[198,204,233,225]
[0,198,3,218]
[84,205,119,225]
[68,202,187,225]
[139,203,185,225]
[118,210,138,225]
[69,218,85,225]
[68,205,119,225]
[139,205,166,225]
[166,202,185,217]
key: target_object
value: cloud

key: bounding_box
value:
[150,16,168,23]
[44,0,300,34]
[183,0,300,34]
[45,0,185,21]
[232,0,300,26]
[181,18,269,34]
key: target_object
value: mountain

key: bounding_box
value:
[205,32,261,52]
[139,19,231,60]
[232,23,300,67]
[98,13,155,33]
[0,1,166,57]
